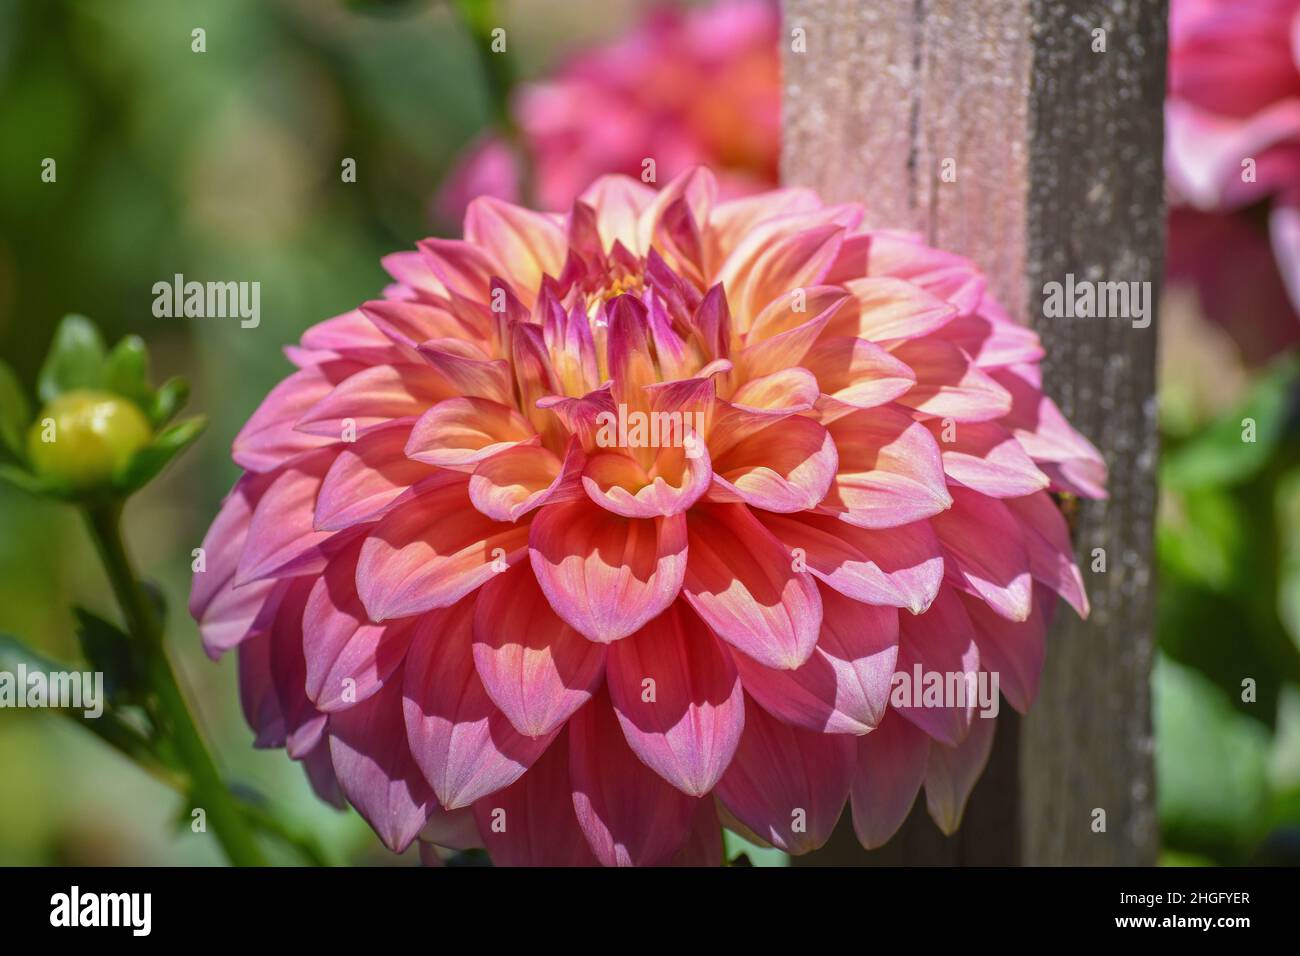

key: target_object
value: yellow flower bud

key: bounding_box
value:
[27,390,152,491]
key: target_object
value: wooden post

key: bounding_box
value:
[783,0,1164,865]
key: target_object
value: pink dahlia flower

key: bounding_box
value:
[436,0,780,222]
[1166,0,1300,352]
[192,168,1105,865]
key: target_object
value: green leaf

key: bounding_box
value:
[37,314,106,403]
[0,359,31,459]
[103,334,154,411]
[0,631,68,674]
[73,605,144,702]
[150,376,190,426]
[1162,356,1300,490]
[112,415,206,493]
[0,462,67,499]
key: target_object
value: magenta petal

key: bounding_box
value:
[569,686,698,867]
[682,503,822,670]
[606,602,745,796]
[759,512,944,614]
[234,449,337,585]
[894,589,981,746]
[402,598,556,809]
[849,709,930,849]
[328,675,436,853]
[933,486,1034,622]
[713,699,855,855]
[472,563,607,738]
[315,421,437,531]
[1004,491,1089,618]
[471,730,598,866]
[963,587,1049,714]
[924,712,997,834]
[303,539,416,712]
[733,584,898,735]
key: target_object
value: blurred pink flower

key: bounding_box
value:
[193,168,1104,865]
[1166,0,1300,353]
[437,0,780,222]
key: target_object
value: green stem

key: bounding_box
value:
[83,502,267,867]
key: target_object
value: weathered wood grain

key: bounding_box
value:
[783,0,1164,865]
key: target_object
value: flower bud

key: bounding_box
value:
[27,389,152,491]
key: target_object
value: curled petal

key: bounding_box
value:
[932,486,1034,622]
[315,421,438,531]
[529,498,688,643]
[405,397,536,469]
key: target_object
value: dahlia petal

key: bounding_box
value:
[930,419,1050,498]
[890,338,1013,422]
[849,709,931,849]
[296,363,457,438]
[415,237,498,301]
[714,700,855,855]
[413,344,514,404]
[991,366,1108,499]
[402,599,557,809]
[359,299,481,352]
[463,196,567,295]
[894,589,981,746]
[606,602,745,796]
[843,231,987,315]
[329,676,436,853]
[238,630,285,748]
[718,219,847,325]
[303,539,417,712]
[924,712,997,835]
[819,405,952,528]
[638,166,718,259]
[472,563,606,738]
[707,409,837,513]
[419,805,484,852]
[703,187,822,275]
[728,366,820,413]
[190,473,274,659]
[301,309,398,354]
[932,486,1034,622]
[735,291,847,379]
[301,737,346,809]
[581,445,712,518]
[668,797,725,867]
[314,421,438,531]
[682,503,822,670]
[831,276,958,341]
[405,397,536,469]
[233,361,361,472]
[469,443,568,521]
[962,589,1048,714]
[357,477,530,621]
[569,686,698,867]
[732,584,898,735]
[802,335,917,411]
[758,512,944,613]
[1003,491,1089,617]
[471,730,598,866]
[256,580,327,759]
[579,175,658,254]
[528,499,688,643]
[235,450,336,585]
[939,297,1045,368]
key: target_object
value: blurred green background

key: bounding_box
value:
[0,0,1298,866]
